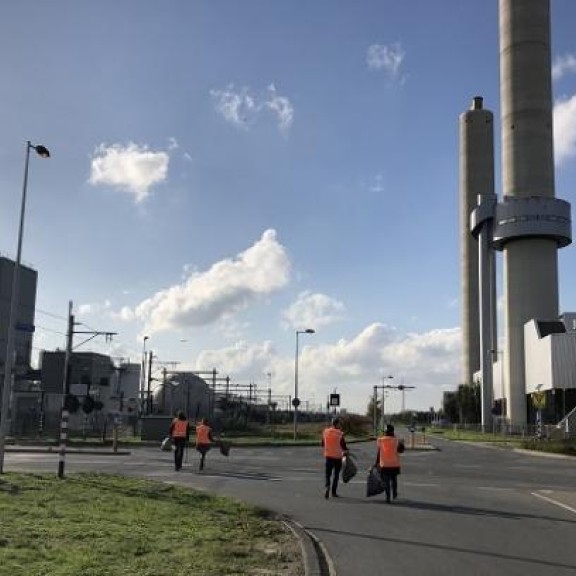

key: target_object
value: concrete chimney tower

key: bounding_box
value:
[496,0,571,426]
[459,96,495,390]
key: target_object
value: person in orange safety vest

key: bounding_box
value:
[195,418,214,471]
[321,417,348,499]
[376,423,405,503]
[169,411,190,471]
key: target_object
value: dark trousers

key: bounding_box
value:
[325,457,342,494]
[380,468,400,500]
[173,437,186,470]
[197,444,210,470]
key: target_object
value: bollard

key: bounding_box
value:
[112,424,118,453]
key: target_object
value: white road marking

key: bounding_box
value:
[532,491,576,515]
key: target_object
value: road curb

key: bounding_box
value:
[6,446,131,456]
[283,519,335,576]
[512,447,575,460]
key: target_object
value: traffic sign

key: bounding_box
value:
[292,398,300,408]
[532,391,546,409]
[15,322,35,333]
[329,393,340,407]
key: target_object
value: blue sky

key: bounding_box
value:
[1,1,576,415]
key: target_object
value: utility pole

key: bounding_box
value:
[373,386,378,436]
[267,375,272,427]
[161,367,167,413]
[58,301,74,478]
[146,351,153,414]
[57,302,117,478]
[398,384,416,413]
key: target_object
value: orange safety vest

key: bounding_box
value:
[172,419,188,438]
[378,436,401,468]
[196,424,211,445]
[323,427,344,459]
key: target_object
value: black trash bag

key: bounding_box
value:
[366,465,385,497]
[160,436,173,452]
[342,454,358,483]
[219,441,231,457]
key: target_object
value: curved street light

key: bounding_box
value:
[0,141,51,473]
[293,328,315,440]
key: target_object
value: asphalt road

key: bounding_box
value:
[5,436,576,576]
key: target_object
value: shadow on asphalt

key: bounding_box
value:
[385,498,576,525]
[322,495,576,526]
[179,469,282,481]
[304,524,576,572]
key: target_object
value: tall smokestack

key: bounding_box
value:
[459,96,495,391]
[498,0,571,425]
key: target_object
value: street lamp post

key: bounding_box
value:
[0,141,50,474]
[381,375,394,431]
[293,328,315,440]
[140,336,149,416]
[373,386,378,436]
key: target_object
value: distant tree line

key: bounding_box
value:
[442,383,481,424]
[365,383,481,426]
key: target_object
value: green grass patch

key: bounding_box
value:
[430,428,576,456]
[520,438,576,456]
[428,428,523,446]
[0,473,302,576]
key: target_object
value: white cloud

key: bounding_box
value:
[129,229,291,334]
[282,291,345,329]
[210,86,257,128]
[78,300,112,317]
[214,317,252,340]
[369,173,386,193]
[554,93,576,165]
[196,340,277,376]
[89,142,169,203]
[115,306,135,322]
[210,84,294,133]
[265,84,294,134]
[552,53,576,81]
[306,325,461,412]
[189,324,460,414]
[367,43,405,76]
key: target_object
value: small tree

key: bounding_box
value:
[366,395,382,426]
[457,383,481,424]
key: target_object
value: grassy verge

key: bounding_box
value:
[429,428,523,446]
[0,473,302,576]
[519,438,576,456]
[429,427,576,456]
[8,421,375,452]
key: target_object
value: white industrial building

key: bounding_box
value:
[524,314,576,395]
[476,313,576,431]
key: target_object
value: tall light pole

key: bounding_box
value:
[0,141,50,474]
[293,328,315,440]
[397,383,416,413]
[381,375,394,431]
[372,386,378,436]
[140,336,149,416]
